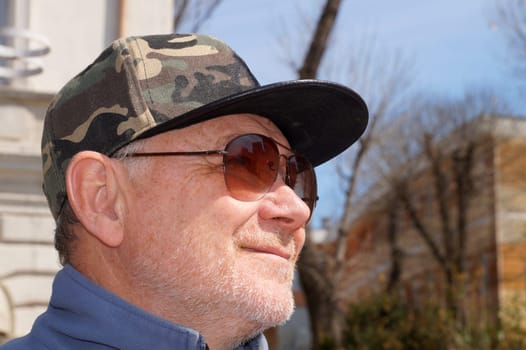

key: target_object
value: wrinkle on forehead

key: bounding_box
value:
[164,114,290,151]
[214,114,289,149]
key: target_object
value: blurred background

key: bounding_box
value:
[0,0,525,349]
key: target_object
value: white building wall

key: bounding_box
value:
[12,0,173,92]
[0,90,56,340]
[0,0,173,342]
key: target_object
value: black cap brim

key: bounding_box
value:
[139,79,368,167]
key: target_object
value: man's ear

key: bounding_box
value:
[65,151,125,247]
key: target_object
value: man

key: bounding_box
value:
[1,34,367,349]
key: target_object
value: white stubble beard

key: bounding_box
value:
[129,225,298,344]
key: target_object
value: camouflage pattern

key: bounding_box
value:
[42,34,260,219]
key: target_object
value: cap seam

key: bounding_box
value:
[117,37,157,145]
[46,109,66,219]
[132,36,155,109]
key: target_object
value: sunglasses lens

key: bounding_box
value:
[224,134,279,201]
[287,155,317,213]
[223,134,317,214]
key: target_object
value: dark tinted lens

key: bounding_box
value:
[286,155,317,213]
[223,134,280,201]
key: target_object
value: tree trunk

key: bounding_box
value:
[386,197,402,292]
[298,0,341,79]
[297,241,340,349]
[296,0,344,348]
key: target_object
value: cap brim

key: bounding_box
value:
[139,79,368,167]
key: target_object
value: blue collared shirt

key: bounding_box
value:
[1,265,268,350]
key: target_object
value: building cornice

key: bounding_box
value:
[0,87,54,104]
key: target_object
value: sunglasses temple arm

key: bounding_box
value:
[123,150,228,158]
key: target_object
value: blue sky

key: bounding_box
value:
[192,0,525,226]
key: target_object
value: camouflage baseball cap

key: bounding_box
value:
[41,33,368,219]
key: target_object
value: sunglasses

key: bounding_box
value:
[124,133,318,215]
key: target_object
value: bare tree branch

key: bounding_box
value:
[399,180,447,269]
[173,0,189,31]
[190,0,223,32]
[173,0,223,32]
[298,0,341,79]
[423,131,454,261]
[495,0,526,77]
[370,90,505,320]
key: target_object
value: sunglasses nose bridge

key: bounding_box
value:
[276,154,290,186]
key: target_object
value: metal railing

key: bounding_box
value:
[0,27,50,81]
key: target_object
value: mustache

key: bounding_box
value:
[234,227,297,260]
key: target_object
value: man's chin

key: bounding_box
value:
[243,284,295,327]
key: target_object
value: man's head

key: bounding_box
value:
[41,34,367,346]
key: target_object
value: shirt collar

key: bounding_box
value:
[44,265,266,350]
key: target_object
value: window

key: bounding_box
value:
[0,0,11,29]
[0,0,13,82]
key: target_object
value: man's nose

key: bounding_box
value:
[257,174,311,229]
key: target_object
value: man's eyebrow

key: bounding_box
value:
[273,138,293,152]
[216,133,236,149]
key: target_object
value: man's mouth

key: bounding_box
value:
[242,246,292,261]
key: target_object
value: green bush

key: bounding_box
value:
[342,293,526,350]
[497,294,526,350]
[343,294,449,350]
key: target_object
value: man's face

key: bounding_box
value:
[121,114,310,333]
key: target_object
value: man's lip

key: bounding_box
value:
[243,246,292,260]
